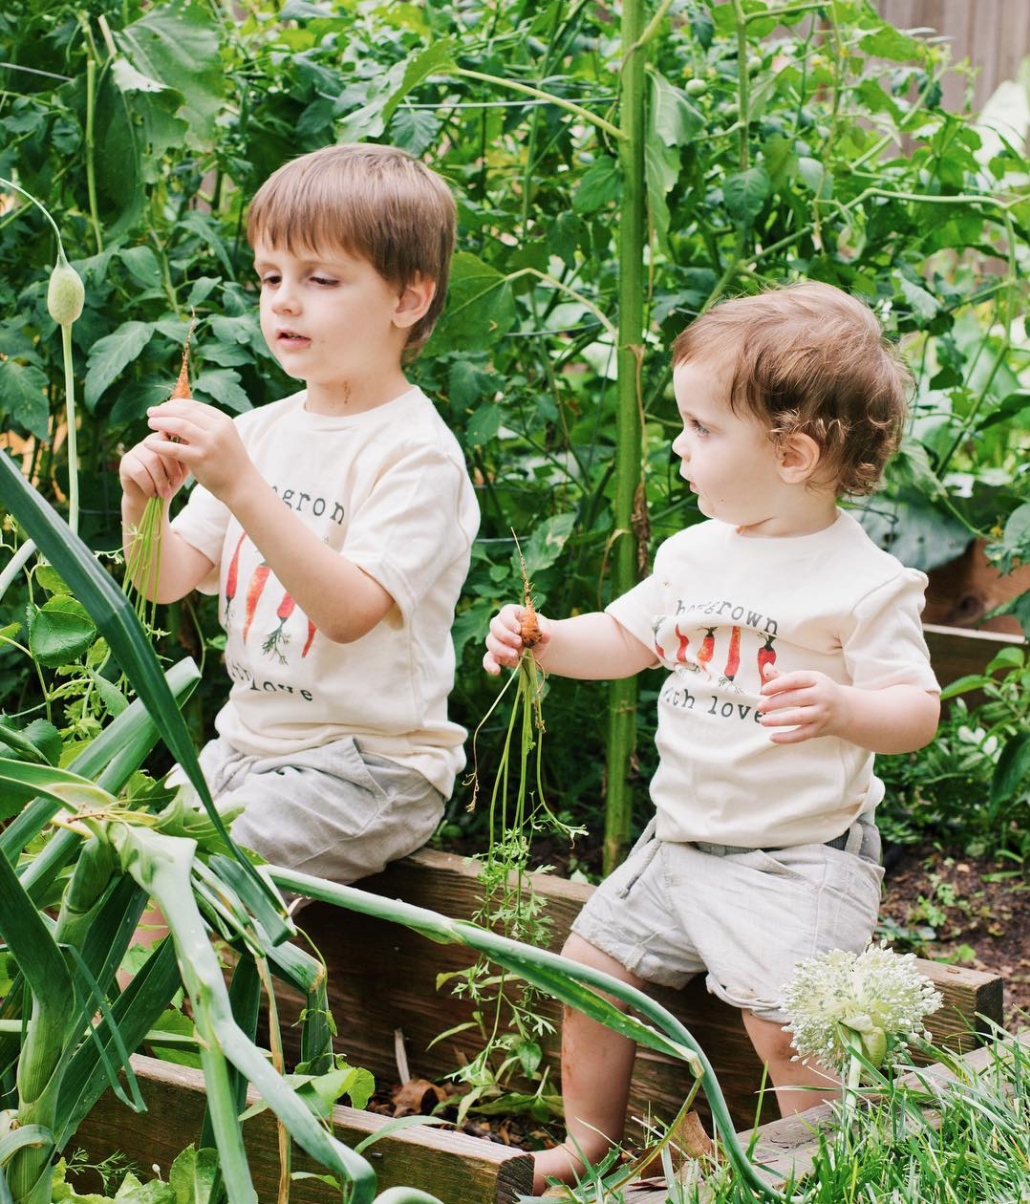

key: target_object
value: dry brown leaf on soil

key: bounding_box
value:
[390,1077,449,1116]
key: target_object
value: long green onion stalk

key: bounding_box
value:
[0,179,85,606]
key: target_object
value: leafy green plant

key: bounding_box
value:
[5,0,1029,871]
[878,646,1030,858]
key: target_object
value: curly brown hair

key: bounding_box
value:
[247,143,456,358]
[671,282,911,496]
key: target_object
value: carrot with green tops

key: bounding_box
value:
[124,315,195,627]
[302,619,316,658]
[242,562,271,643]
[262,590,296,663]
[758,634,777,682]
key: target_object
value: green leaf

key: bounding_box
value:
[976,388,1030,432]
[465,403,503,446]
[986,502,1030,573]
[898,276,939,324]
[192,369,252,413]
[859,25,924,62]
[29,595,97,668]
[649,71,704,147]
[116,0,225,146]
[762,133,798,190]
[89,670,130,719]
[797,156,830,197]
[645,138,681,254]
[169,1145,218,1204]
[36,563,72,594]
[572,156,621,214]
[389,107,441,157]
[0,717,61,765]
[119,246,164,292]
[990,731,1030,811]
[339,39,454,141]
[429,253,515,351]
[723,167,770,227]
[0,360,50,439]
[85,321,155,411]
[520,513,576,576]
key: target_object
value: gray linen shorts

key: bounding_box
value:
[168,735,444,884]
[571,816,884,1024]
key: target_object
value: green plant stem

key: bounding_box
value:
[84,55,103,256]
[602,0,650,874]
[61,324,80,536]
[452,68,624,141]
[0,539,37,603]
[730,0,750,171]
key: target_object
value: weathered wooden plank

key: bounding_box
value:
[923,622,1024,690]
[274,851,1004,1135]
[72,1055,533,1204]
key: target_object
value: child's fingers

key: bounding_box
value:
[148,414,202,442]
[767,722,818,744]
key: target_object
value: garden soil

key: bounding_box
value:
[878,842,1030,1030]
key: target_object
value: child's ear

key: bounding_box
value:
[393,273,436,330]
[776,432,822,484]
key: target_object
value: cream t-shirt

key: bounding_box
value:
[170,386,480,799]
[606,511,939,847]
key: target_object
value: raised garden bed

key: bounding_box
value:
[268,853,1002,1137]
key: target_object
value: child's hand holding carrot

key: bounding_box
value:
[144,398,256,505]
[483,603,552,676]
[119,440,192,506]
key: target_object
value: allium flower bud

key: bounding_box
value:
[47,249,84,327]
[782,943,942,1077]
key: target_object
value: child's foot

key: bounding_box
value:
[532,1140,612,1194]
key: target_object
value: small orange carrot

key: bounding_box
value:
[170,318,193,399]
[511,528,541,649]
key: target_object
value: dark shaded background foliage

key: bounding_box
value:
[1,0,1028,861]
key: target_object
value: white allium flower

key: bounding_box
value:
[782,943,943,1075]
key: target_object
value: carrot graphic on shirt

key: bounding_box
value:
[697,627,716,676]
[674,624,691,664]
[242,562,271,643]
[722,626,741,682]
[223,532,246,626]
[758,634,777,683]
[262,590,295,664]
[652,620,666,662]
[302,619,317,658]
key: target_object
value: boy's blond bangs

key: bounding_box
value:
[672,282,911,496]
[247,144,456,355]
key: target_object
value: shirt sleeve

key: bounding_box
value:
[604,539,672,655]
[168,480,230,596]
[843,568,940,693]
[342,446,478,620]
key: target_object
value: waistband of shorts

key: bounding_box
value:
[689,811,874,858]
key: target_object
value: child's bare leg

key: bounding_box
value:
[533,934,643,1194]
[742,1009,839,1116]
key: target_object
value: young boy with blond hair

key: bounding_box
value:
[484,281,940,1191]
[120,143,479,882]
